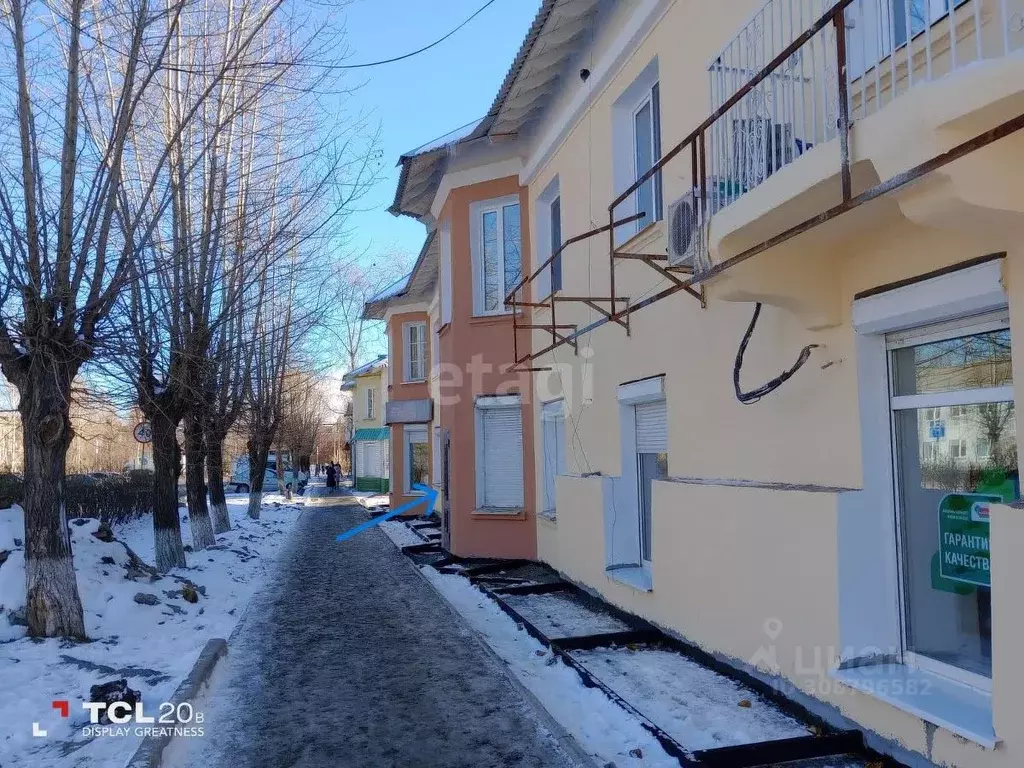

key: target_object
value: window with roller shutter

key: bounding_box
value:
[475,396,524,510]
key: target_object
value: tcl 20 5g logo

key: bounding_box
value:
[34,699,204,739]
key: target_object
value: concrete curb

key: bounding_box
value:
[124,638,227,768]
[397,539,600,768]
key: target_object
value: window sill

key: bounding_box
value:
[468,313,515,326]
[615,218,663,253]
[606,565,652,592]
[471,508,526,520]
[830,664,996,749]
[401,378,427,385]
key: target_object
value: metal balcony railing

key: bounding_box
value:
[709,0,1024,211]
[504,0,1024,371]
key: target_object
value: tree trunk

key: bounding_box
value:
[151,410,186,571]
[247,437,269,520]
[20,370,86,639]
[206,434,231,533]
[183,414,215,550]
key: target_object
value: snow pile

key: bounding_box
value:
[503,591,632,639]
[0,492,302,768]
[0,505,26,642]
[420,567,677,768]
[379,520,423,548]
[349,490,390,509]
[572,646,810,751]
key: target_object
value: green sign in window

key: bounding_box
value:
[937,493,995,588]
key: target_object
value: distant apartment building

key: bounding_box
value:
[341,355,389,492]
[385,0,1024,766]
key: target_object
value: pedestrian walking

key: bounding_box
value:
[325,462,336,493]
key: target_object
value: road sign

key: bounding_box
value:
[929,421,945,440]
[133,422,153,444]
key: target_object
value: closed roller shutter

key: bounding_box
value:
[635,400,667,453]
[480,406,524,508]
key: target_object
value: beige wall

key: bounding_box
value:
[352,370,386,431]
[521,0,1024,765]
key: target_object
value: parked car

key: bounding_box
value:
[230,458,307,494]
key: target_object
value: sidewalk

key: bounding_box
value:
[167,493,583,768]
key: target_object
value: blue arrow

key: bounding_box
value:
[336,484,439,542]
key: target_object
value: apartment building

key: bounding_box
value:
[415,0,1023,766]
[364,247,437,514]
[340,355,389,492]
[367,121,539,559]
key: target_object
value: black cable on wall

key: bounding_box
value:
[733,303,820,405]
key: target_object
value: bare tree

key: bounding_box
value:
[330,255,409,372]
[0,0,211,636]
[279,372,327,474]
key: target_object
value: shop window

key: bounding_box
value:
[889,321,1015,683]
[404,426,429,493]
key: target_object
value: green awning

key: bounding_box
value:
[353,427,390,441]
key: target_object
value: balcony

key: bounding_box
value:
[505,0,1024,368]
[707,0,1024,213]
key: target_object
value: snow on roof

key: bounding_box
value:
[402,117,484,160]
[340,355,388,390]
[366,273,410,305]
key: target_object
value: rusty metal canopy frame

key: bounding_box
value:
[504,0,1024,370]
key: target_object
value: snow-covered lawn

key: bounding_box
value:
[503,591,633,639]
[378,520,424,548]
[419,567,678,767]
[571,645,809,751]
[377,518,828,768]
[0,491,303,768]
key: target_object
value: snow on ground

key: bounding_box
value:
[572,645,810,752]
[503,591,633,639]
[348,489,390,509]
[0,491,304,768]
[420,567,677,768]
[378,520,423,548]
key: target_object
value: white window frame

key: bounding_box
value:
[474,395,524,511]
[887,312,1010,692]
[631,85,661,229]
[365,386,375,420]
[535,178,561,300]
[541,399,566,518]
[470,195,522,317]
[845,258,1008,722]
[614,376,666,570]
[404,425,429,494]
[403,321,427,382]
[612,58,661,245]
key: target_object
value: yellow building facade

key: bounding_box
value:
[463,0,1024,765]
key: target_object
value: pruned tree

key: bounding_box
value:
[0,0,209,636]
[116,0,296,570]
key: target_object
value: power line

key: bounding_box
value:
[326,0,502,70]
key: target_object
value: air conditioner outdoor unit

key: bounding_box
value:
[666,188,723,273]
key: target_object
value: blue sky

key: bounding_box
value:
[338,0,541,262]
